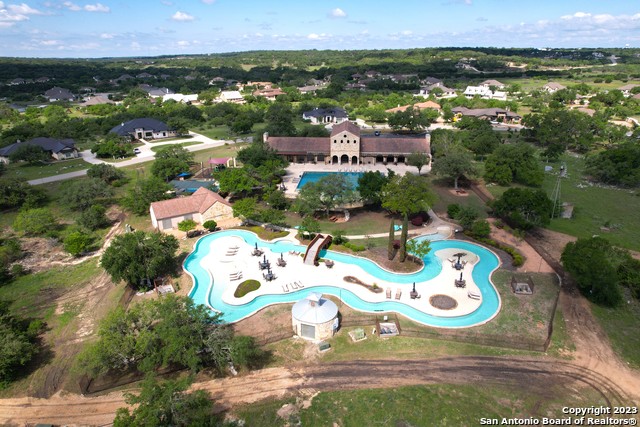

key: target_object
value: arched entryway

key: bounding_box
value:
[397,155,406,164]
[351,156,358,165]
[376,155,384,164]
[386,155,394,164]
[340,154,349,164]
[332,155,339,164]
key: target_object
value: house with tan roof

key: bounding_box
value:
[618,83,640,97]
[542,82,567,93]
[150,187,234,231]
[386,101,441,114]
[264,121,430,166]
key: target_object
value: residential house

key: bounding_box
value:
[298,84,326,95]
[386,101,441,114]
[422,77,443,86]
[619,83,640,97]
[542,82,567,93]
[389,74,419,84]
[302,107,348,125]
[463,85,506,101]
[150,187,234,231]
[35,77,51,83]
[480,79,506,89]
[139,84,175,98]
[416,84,456,98]
[136,72,155,79]
[451,107,521,124]
[218,91,245,104]
[162,93,199,103]
[265,121,431,166]
[8,78,25,86]
[0,137,79,164]
[110,118,177,141]
[44,87,75,102]
[253,88,286,101]
[80,94,114,106]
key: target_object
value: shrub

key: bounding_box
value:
[332,230,348,245]
[447,203,461,219]
[411,216,424,226]
[64,231,93,256]
[344,242,365,252]
[202,220,217,231]
[470,219,491,239]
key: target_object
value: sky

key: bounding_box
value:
[0,0,639,58]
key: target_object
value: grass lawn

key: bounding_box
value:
[542,154,640,251]
[0,260,101,319]
[233,383,608,427]
[483,152,640,251]
[150,141,202,152]
[428,177,489,218]
[590,296,640,369]
[1,158,89,181]
[284,208,418,236]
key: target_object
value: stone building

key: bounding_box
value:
[265,121,430,166]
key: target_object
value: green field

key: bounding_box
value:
[233,383,609,427]
[591,296,640,369]
[149,141,202,152]
[542,154,640,251]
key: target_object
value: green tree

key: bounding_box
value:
[151,157,190,182]
[202,220,218,232]
[87,163,125,184]
[299,215,320,238]
[294,174,356,217]
[155,145,194,163]
[232,197,258,220]
[237,142,287,168]
[0,180,46,210]
[92,133,133,159]
[388,220,395,260]
[382,174,436,262]
[79,295,232,375]
[0,301,40,384]
[9,145,51,164]
[406,238,432,261]
[357,171,389,206]
[124,176,172,215]
[100,231,179,289]
[484,143,543,187]
[78,204,110,230]
[229,335,265,370]
[113,375,217,427]
[470,219,491,238]
[491,188,554,230]
[63,231,93,256]
[177,219,197,236]
[216,168,260,195]
[407,152,431,174]
[264,102,296,136]
[561,237,622,307]
[431,146,477,189]
[13,208,57,236]
[387,106,433,133]
[60,178,114,211]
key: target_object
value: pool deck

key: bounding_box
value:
[200,234,484,319]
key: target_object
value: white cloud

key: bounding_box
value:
[100,32,114,39]
[8,3,44,15]
[329,8,346,18]
[1,2,44,27]
[84,3,109,12]
[40,39,59,45]
[160,0,173,5]
[201,0,215,4]
[177,40,190,46]
[307,33,330,40]
[63,1,81,11]
[171,11,194,21]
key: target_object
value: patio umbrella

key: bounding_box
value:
[460,272,464,281]
[255,242,258,250]
[263,254,267,263]
[412,282,416,293]
[454,252,467,263]
[280,252,284,260]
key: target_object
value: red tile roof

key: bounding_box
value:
[266,137,329,154]
[150,187,230,220]
[330,121,361,137]
[360,136,430,155]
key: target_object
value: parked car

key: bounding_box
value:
[133,148,141,154]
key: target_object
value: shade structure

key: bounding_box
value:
[292,293,339,341]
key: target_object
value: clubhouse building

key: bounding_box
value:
[265,121,431,166]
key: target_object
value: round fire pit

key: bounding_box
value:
[429,294,458,310]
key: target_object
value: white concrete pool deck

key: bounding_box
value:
[200,235,485,318]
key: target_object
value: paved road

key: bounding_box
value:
[27,132,234,185]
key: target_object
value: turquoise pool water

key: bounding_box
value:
[296,171,364,189]
[184,230,501,328]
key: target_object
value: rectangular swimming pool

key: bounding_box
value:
[296,171,364,189]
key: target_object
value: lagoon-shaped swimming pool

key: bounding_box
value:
[184,230,501,328]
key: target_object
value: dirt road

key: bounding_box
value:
[1,354,636,426]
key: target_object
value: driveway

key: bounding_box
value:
[27,132,234,185]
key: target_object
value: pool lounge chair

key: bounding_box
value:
[296,281,304,288]
[282,284,289,292]
[467,290,481,300]
[395,288,402,300]
[386,287,392,299]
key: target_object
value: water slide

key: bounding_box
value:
[303,233,333,266]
